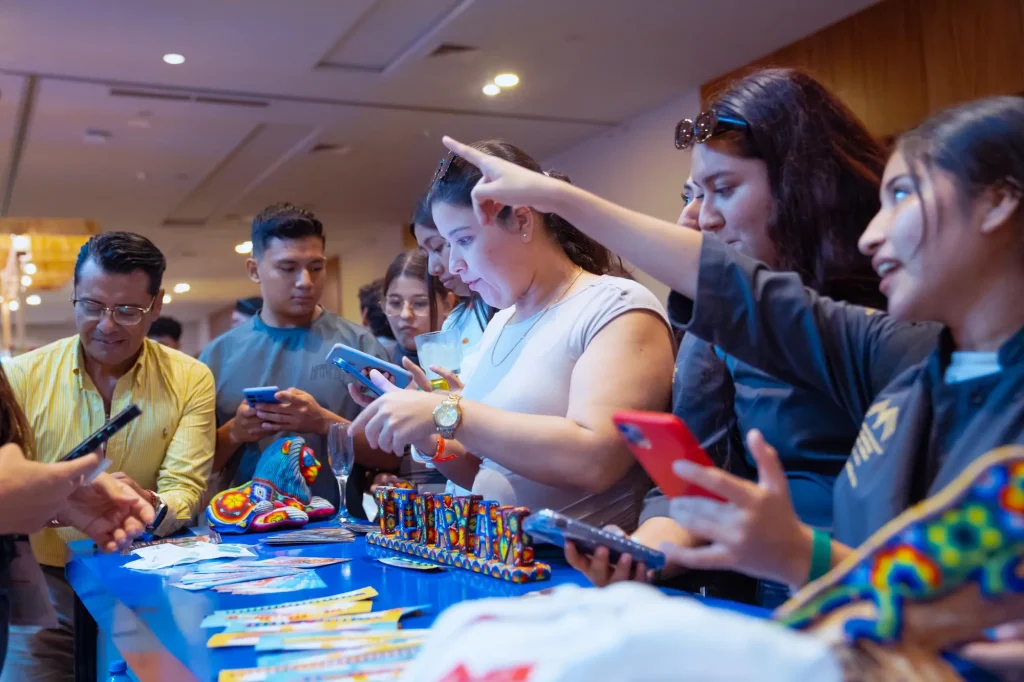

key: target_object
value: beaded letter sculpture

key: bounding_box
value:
[367,488,549,583]
[776,445,1024,659]
[206,436,336,534]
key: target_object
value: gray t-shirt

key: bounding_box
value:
[462,275,669,530]
[198,310,387,507]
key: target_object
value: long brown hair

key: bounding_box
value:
[0,364,33,456]
[706,68,887,307]
[382,250,450,332]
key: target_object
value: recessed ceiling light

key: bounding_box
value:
[22,263,36,275]
[309,143,351,156]
[12,235,30,252]
[482,83,501,96]
[8,301,18,312]
[163,53,185,65]
[26,295,41,306]
[83,129,111,145]
[494,73,520,88]
[162,294,172,304]
[173,283,190,294]
[20,275,31,287]
[235,241,253,254]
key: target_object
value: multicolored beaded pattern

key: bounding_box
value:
[777,448,1024,644]
[368,487,549,583]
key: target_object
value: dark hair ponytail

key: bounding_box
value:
[426,140,621,275]
[899,96,1024,224]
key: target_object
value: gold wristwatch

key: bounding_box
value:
[432,393,463,439]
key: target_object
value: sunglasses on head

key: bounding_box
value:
[675,109,749,150]
[432,151,459,186]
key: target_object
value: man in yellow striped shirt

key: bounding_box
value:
[2,232,215,682]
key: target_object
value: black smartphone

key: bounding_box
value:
[522,509,666,570]
[60,404,142,462]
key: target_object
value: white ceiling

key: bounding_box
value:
[0,0,879,323]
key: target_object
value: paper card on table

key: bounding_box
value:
[217,643,418,682]
[339,522,379,535]
[230,557,350,569]
[376,557,443,571]
[217,572,327,595]
[122,529,221,554]
[174,568,301,591]
[254,630,430,652]
[223,606,426,634]
[125,542,255,571]
[180,568,299,583]
[260,529,355,546]
[257,640,423,667]
[209,621,400,649]
[256,639,423,666]
[202,587,378,628]
[266,672,403,682]
[225,601,373,628]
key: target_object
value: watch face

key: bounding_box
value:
[435,404,459,428]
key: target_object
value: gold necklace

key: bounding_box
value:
[489,268,585,366]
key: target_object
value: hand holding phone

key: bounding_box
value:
[243,386,280,407]
[60,405,142,463]
[612,410,723,501]
[327,344,413,397]
[523,510,666,570]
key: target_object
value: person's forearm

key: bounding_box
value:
[452,400,630,494]
[213,422,241,473]
[154,492,189,537]
[784,527,854,590]
[353,429,401,471]
[828,541,853,573]
[429,440,481,490]
[548,183,703,299]
[318,409,346,435]
[632,516,696,550]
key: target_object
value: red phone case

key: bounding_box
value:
[612,410,723,500]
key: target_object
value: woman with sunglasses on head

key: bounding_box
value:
[351,141,675,530]
[441,91,1024,620]
[568,70,939,607]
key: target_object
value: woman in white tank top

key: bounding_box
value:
[352,141,675,531]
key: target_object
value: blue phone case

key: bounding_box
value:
[523,509,666,570]
[326,344,414,389]
[333,359,383,398]
[243,386,280,406]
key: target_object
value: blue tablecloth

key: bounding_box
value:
[67,523,768,681]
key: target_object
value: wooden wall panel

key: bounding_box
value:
[322,255,342,314]
[702,0,1024,139]
[920,0,1024,111]
[208,304,234,340]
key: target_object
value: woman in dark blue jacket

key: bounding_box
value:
[569,70,937,606]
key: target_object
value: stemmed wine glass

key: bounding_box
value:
[328,422,355,523]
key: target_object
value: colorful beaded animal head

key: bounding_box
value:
[206,435,335,534]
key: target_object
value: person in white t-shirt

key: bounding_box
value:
[351,140,675,530]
